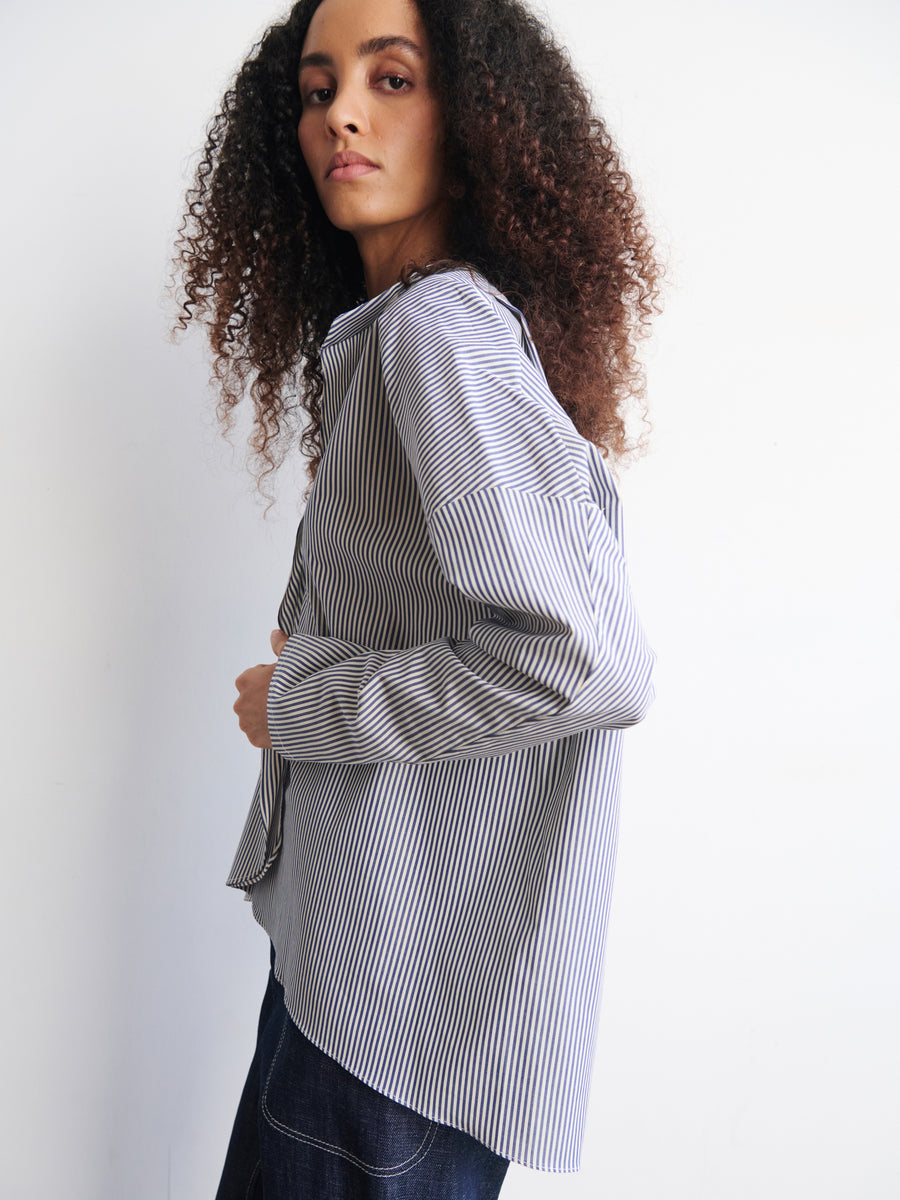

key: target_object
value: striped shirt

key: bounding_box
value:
[227,268,653,1171]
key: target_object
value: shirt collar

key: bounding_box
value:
[322,279,408,347]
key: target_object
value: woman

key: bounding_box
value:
[176,0,659,1194]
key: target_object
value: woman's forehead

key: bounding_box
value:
[302,0,428,58]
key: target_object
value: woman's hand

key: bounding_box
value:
[233,630,289,748]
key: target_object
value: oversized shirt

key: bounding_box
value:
[227,268,654,1171]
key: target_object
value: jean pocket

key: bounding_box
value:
[261,1013,437,1178]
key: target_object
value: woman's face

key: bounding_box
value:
[297,0,449,259]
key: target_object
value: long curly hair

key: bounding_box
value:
[174,0,661,487]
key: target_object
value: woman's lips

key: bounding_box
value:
[328,161,379,181]
[326,152,379,181]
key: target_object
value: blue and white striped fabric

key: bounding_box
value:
[227,268,653,1171]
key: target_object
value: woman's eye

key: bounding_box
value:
[305,87,334,104]
[378,75,410,92]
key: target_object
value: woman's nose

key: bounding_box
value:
[326,88,369,138]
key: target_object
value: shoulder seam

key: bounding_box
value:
[430,484,594,522]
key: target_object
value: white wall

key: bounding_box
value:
[1,1,897,1196]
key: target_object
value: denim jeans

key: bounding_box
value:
[215,959,510,1199]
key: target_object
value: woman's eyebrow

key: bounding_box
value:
[358,35,423,59]
[298,35,423,73]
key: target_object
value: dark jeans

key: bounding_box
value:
[215,961,510,1199]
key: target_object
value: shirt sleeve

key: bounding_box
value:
[267,273,653,764]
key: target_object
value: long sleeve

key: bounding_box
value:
[266,273,653,765]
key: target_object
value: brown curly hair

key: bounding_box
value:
[174,0,661,487]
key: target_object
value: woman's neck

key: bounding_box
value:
[356,205,452,298]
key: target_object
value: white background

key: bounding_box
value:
[1,0,897,1196]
